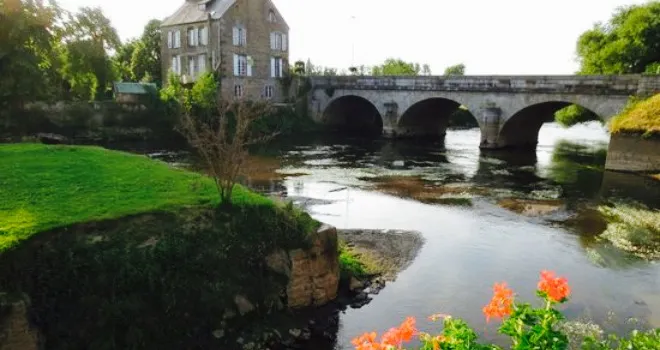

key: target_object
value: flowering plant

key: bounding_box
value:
[352,270,659,350]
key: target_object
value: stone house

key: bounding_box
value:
[161,0,290,101]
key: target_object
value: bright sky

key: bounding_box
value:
[58,0,650,75]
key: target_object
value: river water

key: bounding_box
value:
[146,121,660,349]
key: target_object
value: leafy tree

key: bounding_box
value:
[135,19,162,83]
[555,105,599,127]
[190,73,218,113]
[113,39,138,81]
[371,58,422,76]
[444,63,466,76]
[422,64,432,76]
[576,2,660,74]
[0,0,63,107]
[60,7,121,100]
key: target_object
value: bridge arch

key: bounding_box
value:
[322,95,383,136]
[498,101,603,149]
[397,97,479,138]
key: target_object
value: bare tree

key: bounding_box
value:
[177,99,279,206]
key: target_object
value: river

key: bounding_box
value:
[146,121,660,349]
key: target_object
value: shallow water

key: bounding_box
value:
[142,122,660,348]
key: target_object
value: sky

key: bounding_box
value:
[58,0,651,75]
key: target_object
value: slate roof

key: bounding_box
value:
[161,0,236,27]
[113,82,158,95]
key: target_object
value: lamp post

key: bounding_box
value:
[350,15,356,69]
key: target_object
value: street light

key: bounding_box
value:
[350,15,356,70]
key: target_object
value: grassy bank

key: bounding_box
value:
[610,94,660,137]
[0,143,320,349]
[0,143,271,253]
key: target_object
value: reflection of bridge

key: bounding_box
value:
[308,75,660,149]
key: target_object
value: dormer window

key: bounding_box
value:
[268,10,276,23]
[198,4,205,11]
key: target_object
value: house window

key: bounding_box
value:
[198,3,206,11]
[232,25,246,46]
[270,57,283,78]
[198,54,206,74]
[167,31,173,48]
[270,32,287,51]
[233,54,248,76]
[188,27,198,47]
[174,30,181,48]
[268,10,276,23]
[188,56,197,77]
[198,26,208,46]
[234,84,244,98]
[263,85,274,99]
[171,55,181,75]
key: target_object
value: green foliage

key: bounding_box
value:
[190,72,218,113]
[338,242,368,278]
[0,0,64,107]
[576,2,660,74]
[371,58,423,76]
[610,93,660,136]
[554,105,600,127]
[582,329,660,349]
[444,63,466,76]
[0,144,272,254]
[448,106,478,128]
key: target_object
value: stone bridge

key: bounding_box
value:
[308,75,660,149]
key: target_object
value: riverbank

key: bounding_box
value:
[605,94,660,173]
[0,143,340,350]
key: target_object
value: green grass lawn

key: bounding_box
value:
[0,143,271,253]
[610,94,660,136]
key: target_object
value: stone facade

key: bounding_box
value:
[605,134,660,172]
[161,0,289,102]
[266,224,340,309]
[308,75,660,149]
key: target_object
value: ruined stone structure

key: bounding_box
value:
[161,0,289,101]
[308,75,660,149]
[266,224,340,309]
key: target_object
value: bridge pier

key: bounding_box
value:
[478,106,502,149]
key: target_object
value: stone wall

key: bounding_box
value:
[266,224,339,309]
[605,133,660,172]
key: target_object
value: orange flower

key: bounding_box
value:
[380,317,417,347]
[538,270,571,302]
[351,332,382,350]
[482,282,514,322]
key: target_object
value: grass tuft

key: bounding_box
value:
[0,143,271,254]
[609,94,660,136]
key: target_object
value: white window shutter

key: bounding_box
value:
[247,56,252,77]
[167,31,173,48]
[175,31,180,48]
[232,27,239,46]
[243,28,247,45]
[270,57,275,78]
[171,57,176,72]
[282,34,287,51]
[278,58,283,77]
[270,33,275,50]
[177,56,182,74]
[201,27,208,45]
[233,54,239,76]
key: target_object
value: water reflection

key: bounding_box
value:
[120,122,660,349]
